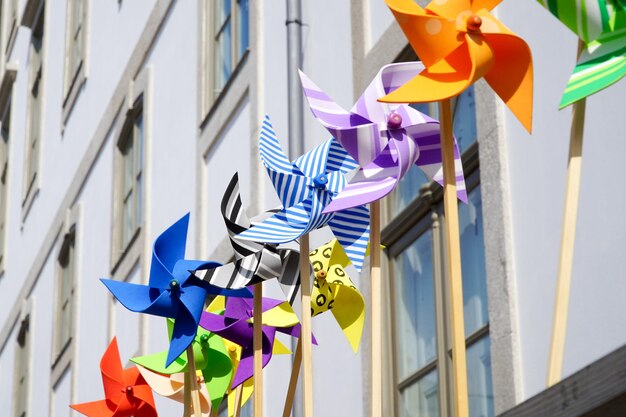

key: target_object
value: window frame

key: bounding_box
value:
[0,64,16,275]
[50,204,81,390]
[200,0,250,118]
[4,0,19,55]
[110,66,151,275]
[12,303,32,417]
[112,99,144,268]
[62,0,89,125]
[22,1,46,219]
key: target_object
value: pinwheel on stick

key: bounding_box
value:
[301,60,470,417]
[282,239,366,417]
[190,171,302,417]
[199,293,303,389]
[238,115,370,272]
[237,115,370,417]
[101,214,250,417]
[375,2,534,417]
[203,296,292,417]
[192,173,301,305]
[536,0,626,387]
[132,319,233,415]
[538,0,626,108]
[70,337,157,417]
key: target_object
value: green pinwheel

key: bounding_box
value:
[131,319,233,412]
[538,0,626,107]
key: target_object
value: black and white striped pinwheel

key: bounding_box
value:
[192,173,301,304]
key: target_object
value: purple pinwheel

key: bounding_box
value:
[299,62,468,214]
[200,294,305,388]
[101,214,250,367]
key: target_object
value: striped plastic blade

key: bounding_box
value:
[292,137,333,178]
[327,205,370,272]
[407,122,468,203]
[322,137,410,213]
[237,200,316,244]
[561,22,626,107]
[259,115,300,175]
[325,138,359,176]
[266,170,311,209]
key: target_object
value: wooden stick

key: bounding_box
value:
[370,200,382,417]
[186,345,202,417]
[254,284,263,417]
[282,337,303,417]
[439,98,469,417]
[233,384,244,417]
[300,234,313,417]
[184,369,192,417]
[547,43,586,386]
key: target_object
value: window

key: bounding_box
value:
[0,95,10,269]
[54,226,75,362]
[13,314,31,417]
[23,5,44,211]
[63,0,88,117]
[205,0,249,108]
[384,85,493,417]
[115,101,144,254]
[4,0,18,54]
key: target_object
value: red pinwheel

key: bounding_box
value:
[70,337,157,417]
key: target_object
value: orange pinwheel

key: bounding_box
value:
[380,0,533,132]
[70,337,157,417]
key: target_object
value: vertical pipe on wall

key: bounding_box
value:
[286,0,304,158]
[286,2,304,417]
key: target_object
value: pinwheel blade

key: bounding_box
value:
[166,285,206,366]
[71,338,157,417]
[232,328,275,388]
[259,115,294,174]
[100,279,176,315]
[408,122,468,203]
[310,240,365,351]
[561,31,626,108]
[70,400,116,417]
[150,213,190,288]
[482,31,533,131]
[292,136,333,178]
[325,138,360,177]
[203,334,234,411]
[378,41,478,104]
[237,201,313,244]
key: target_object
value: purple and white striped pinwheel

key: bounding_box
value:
[299,62,467,214]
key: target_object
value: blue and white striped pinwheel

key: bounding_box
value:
[101,213,250,367]
[237,115,370,271]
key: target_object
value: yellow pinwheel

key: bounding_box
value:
[310,239,366,352]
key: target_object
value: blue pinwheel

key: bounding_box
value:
[237,115,370,271]
[101,213,250,367]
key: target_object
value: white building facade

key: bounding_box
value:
[0,1,625,417]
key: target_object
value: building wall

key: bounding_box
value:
[1,1,625,417]
[498,0,626,400]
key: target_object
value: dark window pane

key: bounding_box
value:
[400,369,439,417]
[467,336,494,417]
[458,186,488,335]
[238,0,249,58]
[453,86,477,153]
[394,230,437,379]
